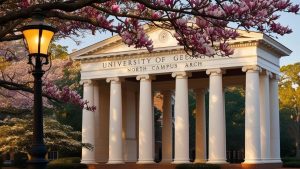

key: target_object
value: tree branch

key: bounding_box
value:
[0,34,23,42]
[46,11,118,33]
[0,0,108,26]
[90,4,172,22]
[0,20,23,40]
[0,79,58,102]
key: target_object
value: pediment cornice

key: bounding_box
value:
[78,40,266,63]
[70,28,291,61]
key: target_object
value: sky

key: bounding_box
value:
[58,3,300,66]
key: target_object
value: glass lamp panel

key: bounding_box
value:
[22,29,40,54]
[40,30,54,55]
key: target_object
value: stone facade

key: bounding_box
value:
[70,28,291,167]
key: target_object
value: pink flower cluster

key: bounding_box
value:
[173,17,238,56]
[120,18,153,51]
[43,81,96,112]
[20,0,30,8]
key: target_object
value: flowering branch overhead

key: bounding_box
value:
[43,81,96,111]
[0,0,298,56]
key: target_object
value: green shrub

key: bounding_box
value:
[283,161,300,168]
[282,157,300,162]
[176,163,220,169]
[47,157,87,169]
[47,163,87,169]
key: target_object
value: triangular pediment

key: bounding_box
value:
[69,27,291,59]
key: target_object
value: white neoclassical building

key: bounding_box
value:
[70,28,291,169]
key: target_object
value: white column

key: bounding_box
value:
[206,69,227,164]
[194,89,207,163]
[161,90,173,163]
[269,74,281,163]
[242,65,262,164]
[81,80,96,164]
[106,77,124,164]
[260,70,271,162]
[136,75,154,164]
[172,71,190,163]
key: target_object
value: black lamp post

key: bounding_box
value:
[21,11,57,169]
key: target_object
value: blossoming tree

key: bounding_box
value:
[0,41,90,111]
[0,0,299,107]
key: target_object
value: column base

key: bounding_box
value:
[265,159,282,163]
[194,159,207,163]
[243,159,263,164]
[260,158,281,163]
[172,159,191,164]
[81,160,98,164]
[137,160,155,164]
[207,159,227,164]
[107,160,125,164]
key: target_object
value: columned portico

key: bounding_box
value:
[73,29,291,169]
[172,71,190,164]
[81,80,97,164]
[137,75,155,164]
[242,65,262,164]
[107,77,124,164]
[206,69,227,164]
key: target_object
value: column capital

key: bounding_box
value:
[106,77,122,83]
[266,70,273,77]
[260,69,273,77]
[206,68,225,76]
[172,71,191,79]
[242,65,262,73]
[270,73,280,81]
[136,74,155,81]
[80,79,93,86]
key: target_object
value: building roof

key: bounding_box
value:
[69,28,292,60]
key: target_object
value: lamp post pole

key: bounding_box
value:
[27,55,48,169]
[21,11,57,169]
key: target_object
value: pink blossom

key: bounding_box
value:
[220,43,234,56]
[20,0,30,8]
[120,18,153,51]
[137,4,146,12]
[152,12,161,19]
[196,17,208,28]
[288,4,300,13]
[270,22,292,35]
[164,0,174,6]
[111,4,120,13]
